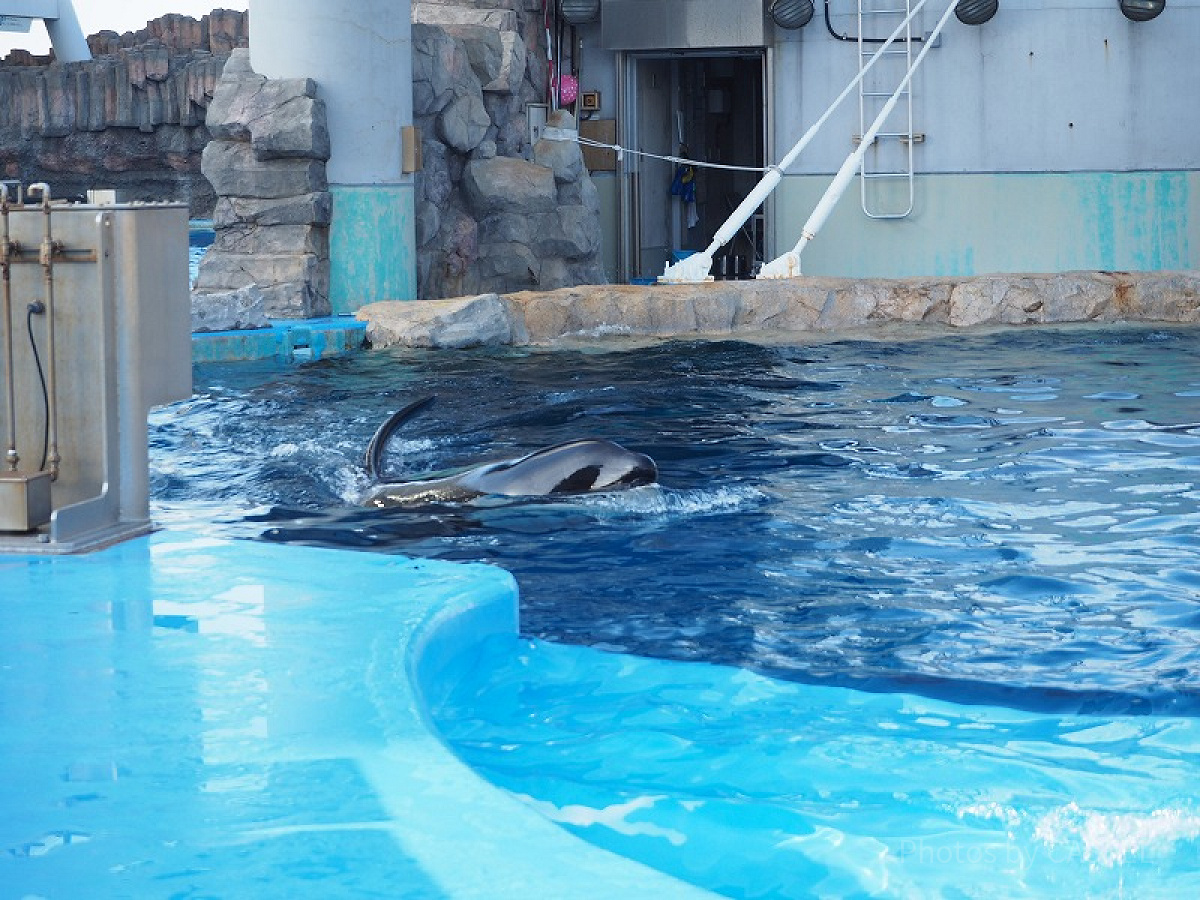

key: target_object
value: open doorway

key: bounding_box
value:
[622,51,766,282]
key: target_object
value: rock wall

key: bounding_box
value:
[1,10,248,65]
[0,10,248,215]
[356,271,1200,348]
[193,3,606,323]
[193,49,331,318]
[411,7,605,299]
[3,3,608,310]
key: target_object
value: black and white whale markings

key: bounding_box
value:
[360,396,658,507]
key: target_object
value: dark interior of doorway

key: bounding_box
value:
[644,52,764,279]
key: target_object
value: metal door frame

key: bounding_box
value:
[616,47,770,283]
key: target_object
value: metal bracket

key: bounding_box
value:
[5,241,97,264]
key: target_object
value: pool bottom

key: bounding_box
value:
[433,636,1200,900]
[0,533,713,899]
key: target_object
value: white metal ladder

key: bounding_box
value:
[857,0,916,218]
[661,0,954,283]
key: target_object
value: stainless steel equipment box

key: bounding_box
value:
[0,471,51,531]
[1,200,192,553]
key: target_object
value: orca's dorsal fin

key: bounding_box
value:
[364,395,437,479]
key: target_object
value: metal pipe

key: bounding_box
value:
[1,184,17,472]
[659,0,934,283]
[27,183,60,481]
[759,0,958,278]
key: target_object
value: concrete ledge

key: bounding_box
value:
[356,271,1200,348]
[191,316,366,363]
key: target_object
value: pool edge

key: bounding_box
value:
[0,530,716,898]
[398,540,721,898]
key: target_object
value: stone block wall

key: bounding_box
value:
[193,49,331,318]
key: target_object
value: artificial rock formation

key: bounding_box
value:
[356,271,1200,348]
[4,3,607,317]
[411,8,605,300]
[193,49,331,318]
[0,10,248,214]
[1,10,247,65]
[192,3,605,322]
[190,283,269,332]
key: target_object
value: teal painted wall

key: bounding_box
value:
[329,184,417,313]
[771,171,1199,278]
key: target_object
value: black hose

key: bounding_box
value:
[825,0,924,43]
[26,301,48,471]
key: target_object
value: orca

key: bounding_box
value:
[361,396,657,507]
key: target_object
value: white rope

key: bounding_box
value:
[570,135,770,173]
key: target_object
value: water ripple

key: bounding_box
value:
[152,325,1200,715]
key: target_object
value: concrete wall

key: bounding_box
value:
[773,1,1200,175]
[250,0,417,309]
[774,170,1200,276]
[571,0,1200,279]
[767,1,1200,275]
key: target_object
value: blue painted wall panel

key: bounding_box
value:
[773,171,1198,277]
[329,184,417,312]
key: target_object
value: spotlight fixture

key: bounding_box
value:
[770,0,815,29]
[955,0,999,25]
[1119,0,1165,21]
[560,0,600,24]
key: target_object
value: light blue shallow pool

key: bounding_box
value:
[0,534,711,898]
[435,635,1200,899]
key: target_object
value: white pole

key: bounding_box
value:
[658,0,934,284]
[758,0,959,279]
[43,0,91,63]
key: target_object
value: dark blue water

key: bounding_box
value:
[188,222,213,286]
[150,325,1200,716]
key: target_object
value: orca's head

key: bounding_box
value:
[589,448,657,491]
[605,452,657,489]
[545,444,658,494]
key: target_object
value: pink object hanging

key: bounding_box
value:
[558,73,578,106]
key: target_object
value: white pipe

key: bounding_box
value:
[1,185,17,472]
[44,0,91,63]
[759,0,959,279]
[659,0,934,284]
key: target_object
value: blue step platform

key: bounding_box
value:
[191,317,367,363]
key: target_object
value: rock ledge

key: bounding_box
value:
[357,270,1200,348]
